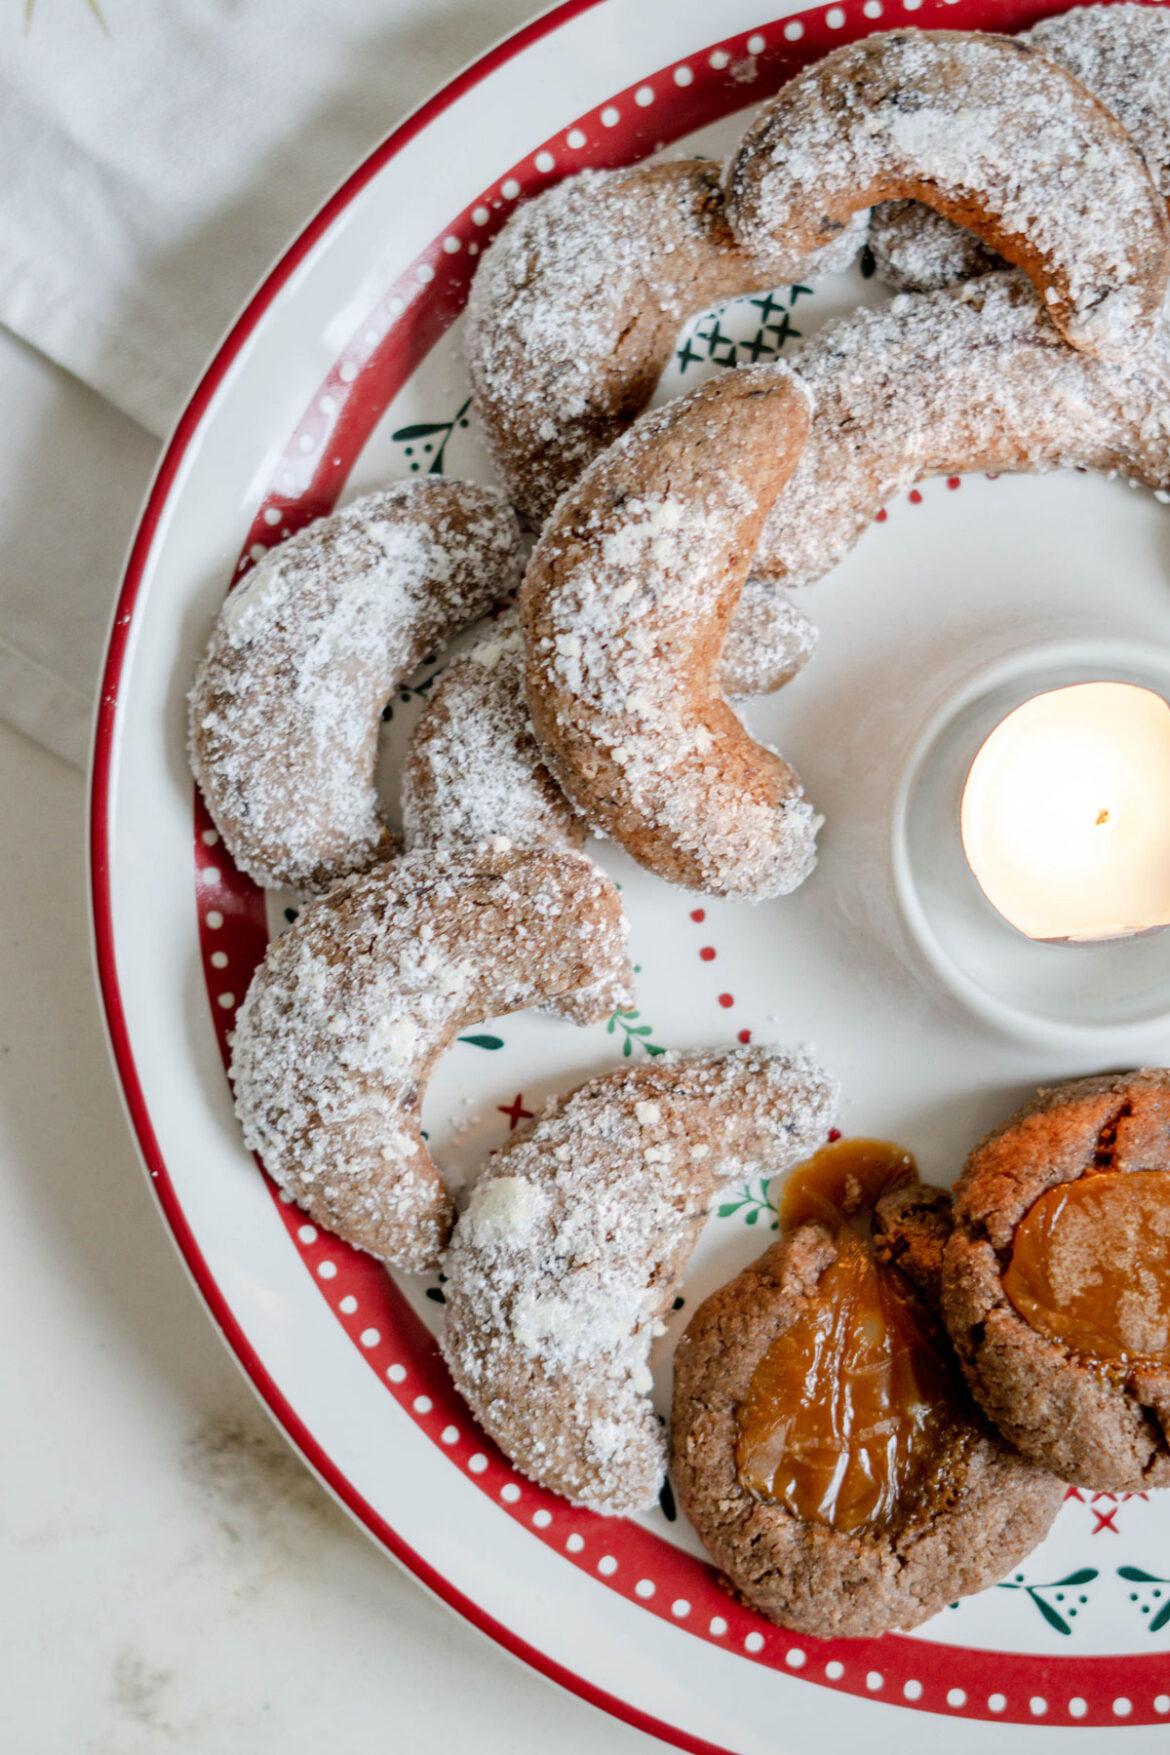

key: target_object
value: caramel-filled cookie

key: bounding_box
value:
[672,1141,1062,1638]
[944,1070,1170,1490]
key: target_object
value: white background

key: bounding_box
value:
[0,733,654,1751]
[0,0,649,1745]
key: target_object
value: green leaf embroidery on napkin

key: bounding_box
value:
[25,0,109,33]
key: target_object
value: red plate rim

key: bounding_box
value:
[85,0,1168,1746]
[82,5,738,1750]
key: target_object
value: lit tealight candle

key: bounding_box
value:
[960,682,1170,943]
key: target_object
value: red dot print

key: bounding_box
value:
[908,488,923,505]
[699,946,716,962]
[737,1029,752,1044]
[690,908,706,923]
[828,1127,842,1143]
[946,476,960,490]
[874,508,888,523]
[718,993,734,1009]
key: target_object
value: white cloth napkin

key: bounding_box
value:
[0,0,537,766]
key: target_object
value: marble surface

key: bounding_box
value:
[0,721,650,1753]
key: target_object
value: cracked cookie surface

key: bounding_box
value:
[944,1070,1170,1490]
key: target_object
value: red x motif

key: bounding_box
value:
[497,1092,534,1130]
[1062,1486,1149,1535]
[1090,1500,1120,1535]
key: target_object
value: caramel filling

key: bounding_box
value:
[777,1136,917,1231]
[1003,1169,1170,1364]
[736,1138,962,1533]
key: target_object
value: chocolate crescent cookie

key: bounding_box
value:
[944,1070,1170,1491]
[189,480,521,893]
[521,365,819,900]
[672,1164,1062,1638]
[751,272,1170,590]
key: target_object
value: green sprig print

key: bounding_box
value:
[392,396,471,476]
[606,1006,666,1058]
[1119,1566,1170,1632]
[717,1178,778,1229]
[997,1568,1098,1635]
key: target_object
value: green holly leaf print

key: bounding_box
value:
[458,1033,504,1051]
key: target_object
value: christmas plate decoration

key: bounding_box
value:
[91,2,1170,1749]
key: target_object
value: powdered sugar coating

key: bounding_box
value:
[440,1045,839,1514]
[230,847,633,1272]
[725,29,1170,360]
[189,481,522,892]
[1030,4,1170,203]
[403,612,585,856]
[467,160,771,531]
[721,581,819,699]
[402,587,818,880]
[522,367,820,900]
[753,271,1170,588]
[869,201,999,293]
[871,5,1170,294]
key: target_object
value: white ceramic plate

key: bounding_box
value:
[90,2,1170,1747]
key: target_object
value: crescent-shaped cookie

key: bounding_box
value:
[522,366,820,899]
[189,480,522,892]
[724,29,1170,360]
[402,591,820,863]
[441,1045,838,1514]
[402,614,585,857]
[230,847,632,1272]
[870,5,1170,293]
[752,272,1170,589]
[467,160,774,531]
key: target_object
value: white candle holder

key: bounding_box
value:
[892,639,1170,1046]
